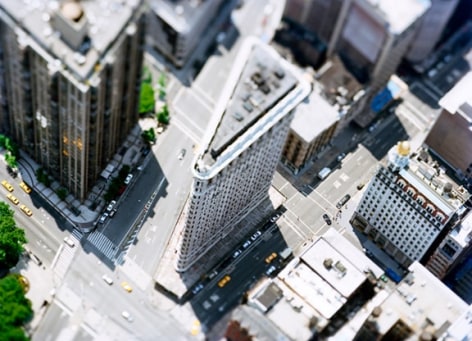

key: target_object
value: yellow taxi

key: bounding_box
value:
[20,182,31,194]
[121,282,133,293]
[1,180,14,192]
[19,204,33,217]
[7,193,19,205]
[265,252,277,264]
[217,275,231,288]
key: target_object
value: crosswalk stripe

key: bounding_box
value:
[85,231,118,261]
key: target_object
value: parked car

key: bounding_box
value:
[233,249,242,259]
[121,282,133,293]
[250,230,262,241]
[265,265,277,277]
[192,283,204,295]
[98,212,109,224]
[106,200,117,212]
[336,153,346,162]
[242,240,251,249]
[124,174,133,185]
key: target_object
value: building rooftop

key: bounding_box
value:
[290,89,339,143]
[398,146,470,217]
[300,237,366,298]
[280,261,346,319]
[147,0,219,34]
[0,0,140,81]
[370,261,467,337]
[449,212,472,248]
[365,0,431,34]
[315,55,365,114]
[439,71,472,119]
[194,37,311,179]
[322,228,383,279]
[438,304,472,341]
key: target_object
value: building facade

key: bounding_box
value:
[0,0,145,202]
[175,38,311,271]
[406,0,460,65]
[426,211,472,279]
[282,88,339,174]
[350,142,470,268]
[147,0,233,68]
[425,71,472,190]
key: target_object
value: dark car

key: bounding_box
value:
[322,213,332,225]
[336,194,351,209]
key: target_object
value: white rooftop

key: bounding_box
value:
[450,212,472,248]
[290,90,340,143]
[322,228,384,279]
[282,262,346,319]
[439,71,472,119]
[301,237,366,298]
[366,0,431,34]
[374,262,467,336]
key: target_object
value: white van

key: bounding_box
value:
[317,167,331,180]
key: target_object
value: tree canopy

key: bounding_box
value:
[0,274,32,340]
[0,202,27,272]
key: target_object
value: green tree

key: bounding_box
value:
[0,274,32,340]
[157,104,170,125]
[5,153,17,169]
[141,128,156,144]
[56,188,68,201]
[35,168,50,187]
[0,134,6,149]
[142,66,152,84]
[0,203,27,271]
[139,83,155,114]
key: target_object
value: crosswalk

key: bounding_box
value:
[53,236,79,279]
[85,231,119,261]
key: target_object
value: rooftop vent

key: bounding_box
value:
[323,258,333,269]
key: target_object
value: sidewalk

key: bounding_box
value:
[17,124,147,233]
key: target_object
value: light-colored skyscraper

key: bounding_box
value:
[175,38,311,272]
[350,142,470,268]
[0,0,145,202]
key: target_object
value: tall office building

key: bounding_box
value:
[425,71,472,189]
[147,0,233,68]
[406,0,460,65]
[175,38,311,272]
[284,0,430,127]
[350,142,470,269]
[0,0,145,202]
[283,0,349,53]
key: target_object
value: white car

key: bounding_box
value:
[102,274,113,285]
[124,174,133,185]
[98,212,109,224]
[63,237,75,247]
[106,200,116,212]
[121,311,133,322]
